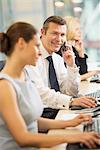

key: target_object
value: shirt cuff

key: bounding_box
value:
[67,65,79,73]
[56,94,72,110]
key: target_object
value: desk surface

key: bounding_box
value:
[79,80,100,95]
[40,81,100,150]
[40,110,83,150]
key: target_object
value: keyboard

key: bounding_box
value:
[66,118,100,150]
[66,143,100,150]
[85,90,100,100]
[83,118,100,133]
[85,90,100,106]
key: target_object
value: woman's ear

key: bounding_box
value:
[17,37,26,49]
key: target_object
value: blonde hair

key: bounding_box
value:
[64,16,80,40]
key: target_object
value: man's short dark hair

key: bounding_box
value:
[43,16,67,33]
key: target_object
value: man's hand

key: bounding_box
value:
[71,96,97,108]
[62,44,76,67]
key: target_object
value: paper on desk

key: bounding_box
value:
[59,113,78,120]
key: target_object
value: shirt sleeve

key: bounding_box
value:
[55,55,80,97]
[25,65,71,109]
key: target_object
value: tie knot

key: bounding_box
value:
[46,56,53,63]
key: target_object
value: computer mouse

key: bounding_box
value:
[90,75,100,82]
[66,143,81,150]
[70,105,85,110]
[96,80,100,83]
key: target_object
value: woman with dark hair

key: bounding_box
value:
[0,22,99,150]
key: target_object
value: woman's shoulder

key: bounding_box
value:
[0,73,16,91]
[0,73,21,96]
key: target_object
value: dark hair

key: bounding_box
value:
[43,16,66,33]
[0,22,37,56]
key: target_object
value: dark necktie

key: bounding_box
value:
[46,56,60,92]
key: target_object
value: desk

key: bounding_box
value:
[41,110,83,150]
[41,81,100,150]
[79,80,100,95]
[40,110,82,150]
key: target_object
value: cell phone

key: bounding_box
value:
[60,42,67,52]
[60,42,69,52]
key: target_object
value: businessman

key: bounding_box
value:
[25,16,96,119]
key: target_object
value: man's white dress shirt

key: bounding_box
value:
[25,43,80,109]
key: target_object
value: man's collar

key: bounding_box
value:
[40,40,52,59]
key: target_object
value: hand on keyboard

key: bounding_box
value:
[66,132,100,149]
[70,90,100,110]
[70,114,92,127]
[71,96,97,109]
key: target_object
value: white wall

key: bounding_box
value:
[0,0,54,60]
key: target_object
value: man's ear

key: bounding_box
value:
[41,28,46,35]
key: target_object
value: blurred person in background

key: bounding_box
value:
[57,16,97,81]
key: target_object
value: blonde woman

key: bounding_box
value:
[57,16,97,80]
